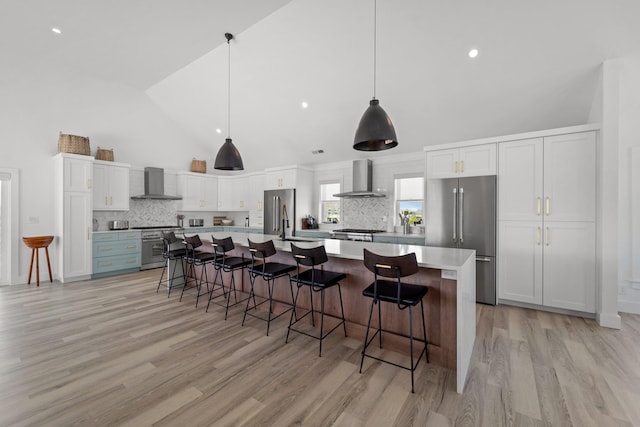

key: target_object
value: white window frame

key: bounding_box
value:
[394,173,424,226]
[319,180,341,224]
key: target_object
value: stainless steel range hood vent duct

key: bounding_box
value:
[333,159,385,198]
[131,167,182,200]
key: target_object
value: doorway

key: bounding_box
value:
[0,168,19,285]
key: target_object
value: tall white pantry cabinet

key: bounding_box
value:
[497,131,596,313]
[53,153,93,283]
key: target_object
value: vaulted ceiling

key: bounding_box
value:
[4,0,640,171]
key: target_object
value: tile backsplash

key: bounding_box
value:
[93,199,182,231]
[342,197,391,231]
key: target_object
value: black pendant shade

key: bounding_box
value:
[353,99,398,151]
[214,32,244,171]
[214,138,244,170]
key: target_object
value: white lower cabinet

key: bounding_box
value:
[498,221,543,305]
[542,222,595,312]
[498,220,595,313]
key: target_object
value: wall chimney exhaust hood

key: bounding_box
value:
[131,167,182,200]
[333,159,385,198]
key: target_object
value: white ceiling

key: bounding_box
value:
[4,0,640,172]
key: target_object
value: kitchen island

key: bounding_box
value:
[181,231,476,393]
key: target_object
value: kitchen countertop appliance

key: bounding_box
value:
[132,225,183,270]
[331,228,385,242]
[189,218,204,227]
[426,175,497,305]
[108,220,129,230]
[264,189,295,239]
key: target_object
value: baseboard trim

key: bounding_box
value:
[617,299,640,315]
[498,299,596,319]
[596,311,622,329]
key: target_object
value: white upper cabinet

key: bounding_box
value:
[64,156,93,192]
[498,133,595,222]
[93,161,130,211]
[426,144,496,178]
[249,173,265,212]
[218,176,249,211]
[498,138,544,221]
[265,167,298,189]
[543,132,596,222]
[177,172,218,211]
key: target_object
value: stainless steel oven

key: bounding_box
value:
[330,228,385,242]
[136,226,182,270]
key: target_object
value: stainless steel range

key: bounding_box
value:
[330,228,385,242]
[133,226,183,270]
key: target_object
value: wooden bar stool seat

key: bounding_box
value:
[22,235,54,286]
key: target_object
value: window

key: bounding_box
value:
[395,175,424,226]
[319,181,341,223]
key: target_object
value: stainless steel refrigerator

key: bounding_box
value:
[426,176,496,305]
[263,189,296,239]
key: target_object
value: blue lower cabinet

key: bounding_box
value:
[397,236,425,245]
[92,231,141,278]
[372,235,398,244]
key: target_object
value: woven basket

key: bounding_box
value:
[96,147,114,161]
[57,132,90,155]
[191,159,206,173]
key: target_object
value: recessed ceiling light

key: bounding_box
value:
[216,128,222,134]
[468,48,479,58]
[301,101,308,109]
[312,149,324,155]
[52,28,62,34]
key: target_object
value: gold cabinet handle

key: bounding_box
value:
[127,245,135,249]
[545,227,550,246]
[546,197,550,216]
[87,179,92,189]
[537,197,541,216]
[105,196,108,205]
[537,227,541,245]
[454,161,458,173]
[461,160,465,173]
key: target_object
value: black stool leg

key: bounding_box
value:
[266,278,275,336]
[337,284,347,336]
[242,274,257,326]
[286,284,301,344]
[309,288,315,327]
[319,288,325,357]
[156,260,168,293]
[421,299,429,363]
[167,257,183,297]
[409,305,415,393]
[378,300,383,348]
[180,261,194,302]
[360,298,376,373]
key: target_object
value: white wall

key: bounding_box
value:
[614,56,640,314]
[0,62,209,283]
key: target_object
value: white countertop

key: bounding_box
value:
[198,231,474,272]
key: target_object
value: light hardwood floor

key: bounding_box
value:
[1,270,639,426]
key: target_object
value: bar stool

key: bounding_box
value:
[156,231,187,297]
[22,236,54,286]
[286,243,347,356]
[179,234,219,308]
[206,236,252,319]
[359,249,429,393]
[243,239,296,336]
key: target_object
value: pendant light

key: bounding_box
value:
[353,0,398,151]
[214,33,244,170]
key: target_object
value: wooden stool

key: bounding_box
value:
[22,236,54,286]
